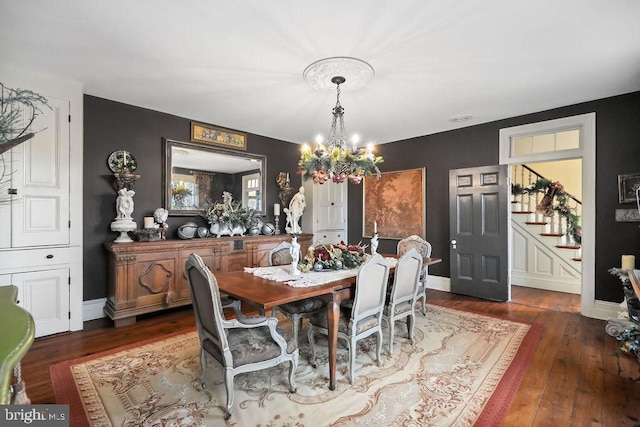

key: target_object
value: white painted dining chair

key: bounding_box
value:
[382,248,423,355]
[185,253,299,420]
[397,235,432,315]
[307,253,390,383]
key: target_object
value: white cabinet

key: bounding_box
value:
[302,181,348,245]
[0,66,83,337]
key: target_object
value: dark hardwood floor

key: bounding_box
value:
[19,287,640,426]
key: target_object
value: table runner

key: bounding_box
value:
[244,257,397,288]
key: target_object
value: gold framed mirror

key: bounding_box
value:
[163,138,266,216]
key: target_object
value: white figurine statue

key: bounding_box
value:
[284,186,306,234]
[370,233,379,255]
[116,188,135,219]
[290,234,301,276]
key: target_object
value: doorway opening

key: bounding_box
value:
[499,113,595,317]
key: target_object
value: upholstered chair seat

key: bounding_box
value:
[203,324,297,368]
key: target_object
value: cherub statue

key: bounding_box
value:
[116,188,135,219]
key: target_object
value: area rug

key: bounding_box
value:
[51,304,542,426]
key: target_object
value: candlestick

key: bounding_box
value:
[274,215,281,234]
[274,203,280,216]
[622,255,636,271]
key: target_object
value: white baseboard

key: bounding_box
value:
[426,275,451,292]
[589,299,624,321]
[511,275,581,295]
[83,298,107,321]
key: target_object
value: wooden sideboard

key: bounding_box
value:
[104,233,312,326]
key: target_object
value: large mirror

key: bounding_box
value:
[163,138,266,216]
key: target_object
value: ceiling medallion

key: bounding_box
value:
[303,57,375,92]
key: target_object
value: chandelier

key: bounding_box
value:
[298,76,383,184]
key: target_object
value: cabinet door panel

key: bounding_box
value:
[178,248,216,300]
[11,96,70,247]
[133,253,177,307]
[12,268,69,338]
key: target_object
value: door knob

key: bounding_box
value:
[451,240,457,249]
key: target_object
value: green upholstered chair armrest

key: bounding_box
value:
[0,285,35,404]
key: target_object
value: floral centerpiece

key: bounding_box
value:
[298,242,368,272]
[201,191,255,237]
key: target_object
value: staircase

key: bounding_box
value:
[510,165,582,295]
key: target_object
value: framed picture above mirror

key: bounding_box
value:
[162,138,266,216]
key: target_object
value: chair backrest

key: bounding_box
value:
[351,253,390,322]
[185,253,231,366]
[397,235,432,258]
[269,241,294,266]
[390,248,423,305]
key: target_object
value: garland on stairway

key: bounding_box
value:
[512,178,581,244]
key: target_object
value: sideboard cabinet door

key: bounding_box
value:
[104,234,313,326]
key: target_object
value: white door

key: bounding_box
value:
[316,182,347,230]
[11,96,70,247]
[13,268,70,338]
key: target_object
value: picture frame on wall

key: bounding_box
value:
[190,121,247,151]
[363,168,426,239]
[617,173,640,204]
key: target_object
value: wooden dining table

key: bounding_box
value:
[215,256,442,390]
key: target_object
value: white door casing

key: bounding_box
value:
[499,113,597,318]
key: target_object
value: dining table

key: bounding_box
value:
[215,255,442,390]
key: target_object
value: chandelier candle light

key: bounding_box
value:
[298,76,383,184]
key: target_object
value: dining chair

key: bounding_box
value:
[307,253,390,383]
[397,235,432,315]
[185,253,299,420]
[382,248,423,355]
[269,241,325,342]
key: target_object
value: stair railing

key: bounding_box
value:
[511,164,582,245]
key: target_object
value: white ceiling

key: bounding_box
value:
[1,0,639,146]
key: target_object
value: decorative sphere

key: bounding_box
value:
[177,222,198,239]
[197,226,209,238]
[313,262,324,272]
[334,260,343,269]
[262,222,275,235]
[247,226,260,236]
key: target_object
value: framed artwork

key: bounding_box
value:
[618,173,640,204]
[190,121,247,151]
[363,168,425,239]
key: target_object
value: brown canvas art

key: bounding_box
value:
[363,168,425,238]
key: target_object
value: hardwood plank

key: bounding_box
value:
[14,287,640,426]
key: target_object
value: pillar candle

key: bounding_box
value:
[622,255,636,270]
[143,217,155,229]
[274,203,280,216]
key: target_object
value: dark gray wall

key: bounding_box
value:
[85,91,640,304]
[348,91,640,303]
[83,96,300,300]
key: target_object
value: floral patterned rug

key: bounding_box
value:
[51,304,542,426]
